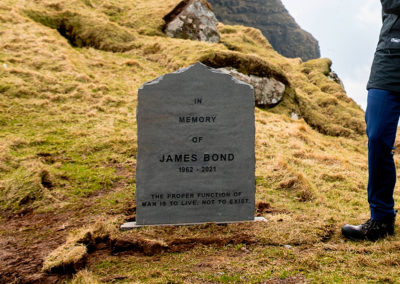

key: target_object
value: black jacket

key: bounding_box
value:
[367,0,400,92]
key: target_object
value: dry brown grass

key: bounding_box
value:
[0,160,56,210]
[25,9,138,52]
[199,50,289,85]
[70,270,101,284]
[42,243,87,273]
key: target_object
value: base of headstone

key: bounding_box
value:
[120,217,267,231]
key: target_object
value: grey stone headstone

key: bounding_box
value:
[136,62,255,225]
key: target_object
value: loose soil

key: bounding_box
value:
[0,210,83,283]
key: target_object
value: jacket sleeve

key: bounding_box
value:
[381,0,400,14]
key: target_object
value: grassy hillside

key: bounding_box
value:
[1,0,399,283]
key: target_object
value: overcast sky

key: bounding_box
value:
[281,0,382,110]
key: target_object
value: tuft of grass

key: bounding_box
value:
[320,173,346,183]
[302,58,332,76]
[200,50,289,85]
[67,218,117,248]
[295,89,363,137]
[25,9,137,52]
[42,243,87,273]
[276,158,315,202]
[70,270,101,284]
[42,219,119,274]
[0,160,54,210]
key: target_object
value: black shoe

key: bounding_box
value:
[342,215,395,241]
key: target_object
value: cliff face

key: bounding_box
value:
[208,0,321,61]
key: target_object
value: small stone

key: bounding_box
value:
[284,245,292,249]
[3,63,7,69]
[328,71,344,89]
[291,113,299,120]
[56,224,66,231]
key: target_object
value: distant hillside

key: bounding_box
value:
[208,0,321,61]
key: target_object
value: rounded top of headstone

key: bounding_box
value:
[140,62,254,91]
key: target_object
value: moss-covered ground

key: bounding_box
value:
[1,0,399,283]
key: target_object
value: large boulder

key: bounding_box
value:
[220,67,286,107]
[163,0,220,43]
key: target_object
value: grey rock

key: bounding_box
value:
[328,71,345,89]
[163,0,220,43]
[291,112,299,120]
[136,62,255,225]
[220,68,286,107]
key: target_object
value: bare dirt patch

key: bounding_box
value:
[0,211,83,283]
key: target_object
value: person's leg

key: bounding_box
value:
[366,88,400,220]
[342,88,400,241]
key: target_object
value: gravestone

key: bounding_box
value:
[134,62,255,226]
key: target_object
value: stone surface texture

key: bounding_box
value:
[220,68,286,107]
[328,71,345,89]
[163,0,220,43]
[136,62,255,225]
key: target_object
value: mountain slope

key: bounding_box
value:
[1,0,398,283]
[208,0,321,61]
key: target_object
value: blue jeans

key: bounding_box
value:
[366,89,400,220]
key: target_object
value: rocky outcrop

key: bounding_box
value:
[328,71,345,89]
[220,67,286,107]
[208,0,320,61]
[163,0,220,43]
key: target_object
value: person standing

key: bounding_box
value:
[342,0,400,241]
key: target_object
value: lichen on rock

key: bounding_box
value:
[220,67,286,107]
[163,0,220,43]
